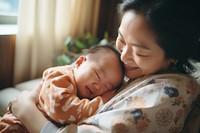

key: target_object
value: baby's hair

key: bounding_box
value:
[86,45,125,71]
[86,45,121,58]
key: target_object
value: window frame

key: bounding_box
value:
[0,0,19,25]
[0,14,17,24]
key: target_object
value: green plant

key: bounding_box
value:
[56,32,101,66]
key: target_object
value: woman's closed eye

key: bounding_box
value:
[136,53,149,57]
[134,48,150,57]
[117,37,125,44]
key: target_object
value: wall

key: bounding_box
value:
[97,0,121,40]
[0,35,16,89]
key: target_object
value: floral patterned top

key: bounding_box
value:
[52,73,200,133]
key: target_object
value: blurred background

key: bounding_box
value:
[0,0,122,89]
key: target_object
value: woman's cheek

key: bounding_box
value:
[116,39,123,52]
[134,56,144,66]
[135,58,150,73]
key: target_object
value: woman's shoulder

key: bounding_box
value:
[126,73,200,98]
[153,73,199,89]
[142,73,199,90]
[137,73,199,85]
[157,73,199,94]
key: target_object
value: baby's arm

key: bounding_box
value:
[40,67,104,125]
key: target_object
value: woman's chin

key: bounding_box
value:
[126,74,139,79]
[125,70,142,79]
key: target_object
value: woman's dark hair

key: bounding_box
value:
[119,0,200,74]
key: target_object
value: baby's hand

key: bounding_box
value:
[101,90,117,103]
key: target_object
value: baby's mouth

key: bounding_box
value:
[86,85,92,94]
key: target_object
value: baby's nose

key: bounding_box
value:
[92,83,100,92]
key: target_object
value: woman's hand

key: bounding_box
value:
[11,83,48,133]
[11,83,41,119]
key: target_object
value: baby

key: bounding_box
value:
[0,45,125,133]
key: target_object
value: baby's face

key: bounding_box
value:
[74,51,123,99]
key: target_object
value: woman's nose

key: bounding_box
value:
[120,45,132,63]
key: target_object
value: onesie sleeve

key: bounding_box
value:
[39,66,104,125]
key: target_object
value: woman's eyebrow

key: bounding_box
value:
[118,29,149,50]
[130,42,150,50]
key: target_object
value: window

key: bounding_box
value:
[0,0,19,24]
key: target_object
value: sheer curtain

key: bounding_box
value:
[14,0,100,84]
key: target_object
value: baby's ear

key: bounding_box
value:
[75,55,86,68]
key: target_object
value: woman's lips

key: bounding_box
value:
[124,64,138,71]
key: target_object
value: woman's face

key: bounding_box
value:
[116,11,170,79]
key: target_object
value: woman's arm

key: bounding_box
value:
[11,86,50,133]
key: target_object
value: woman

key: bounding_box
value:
[11,0,200,133]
